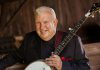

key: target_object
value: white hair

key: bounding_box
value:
[34,6,57,19]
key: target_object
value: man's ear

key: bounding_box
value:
[54,19,58,27]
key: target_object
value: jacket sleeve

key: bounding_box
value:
[61,36,90,70]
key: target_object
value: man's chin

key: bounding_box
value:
[40,36,49,41]
[40,36,47,39]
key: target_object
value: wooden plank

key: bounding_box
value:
[5,63,26,70]
[84,42,100,70]
[84,42,100,56]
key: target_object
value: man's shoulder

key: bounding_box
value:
[25,31,37,36]
[57,31,68,37]
[57,31,79,39]
[24,31,39,39]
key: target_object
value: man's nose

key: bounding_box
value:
[40,23,45,30]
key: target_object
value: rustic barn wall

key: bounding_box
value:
[1,0,97,50]
[0,0,100,42]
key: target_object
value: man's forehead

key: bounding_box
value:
[35,12,53,19]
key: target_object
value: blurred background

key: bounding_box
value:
[0,0,100,70]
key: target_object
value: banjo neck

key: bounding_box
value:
[54,15,87,55]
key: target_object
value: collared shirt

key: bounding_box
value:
[40,37,55,59]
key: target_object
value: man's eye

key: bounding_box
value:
[44,21,48,24]
[36,22,40,24]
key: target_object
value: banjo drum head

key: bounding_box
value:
[25,60,51,70]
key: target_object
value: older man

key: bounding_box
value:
[0,6,90,70]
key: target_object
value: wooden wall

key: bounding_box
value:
[0,0,99,38]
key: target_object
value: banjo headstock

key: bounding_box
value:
[85,3,100,17]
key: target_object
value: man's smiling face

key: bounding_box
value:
[35,12,58,41]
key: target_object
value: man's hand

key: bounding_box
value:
[45,53,62,70]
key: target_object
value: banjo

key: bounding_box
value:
[25,3,100,70]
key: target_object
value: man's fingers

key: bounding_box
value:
[45,54,62,70]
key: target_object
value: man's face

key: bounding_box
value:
[35,12,58,41]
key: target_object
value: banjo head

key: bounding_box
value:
[25,60,51,70]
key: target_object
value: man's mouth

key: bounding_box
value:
[40,30,48,34]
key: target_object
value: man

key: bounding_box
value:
[0,6,90,70]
